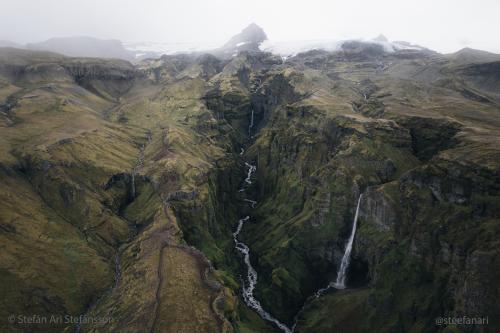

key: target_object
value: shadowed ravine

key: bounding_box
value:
[233,161,292,333]
[2,29,500,332]
[234,158,363,333]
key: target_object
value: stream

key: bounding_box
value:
[234,110,363,332]
[233,162,292,333]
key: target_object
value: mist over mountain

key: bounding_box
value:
[25,36,135,60]
[1,16,500,333]
[0,40,23,48]
[1,23,498,63]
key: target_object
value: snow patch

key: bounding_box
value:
[260,38,425,57]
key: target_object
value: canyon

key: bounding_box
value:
[1,25,500,333]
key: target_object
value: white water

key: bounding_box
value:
[244,162,256,184]
[248,109,254,136]
[233,161,292,333]
[333,194,363,289]
[243,198,257,208]
[288,194,365,332]
[235,157,363,332]
[233,216,292,333]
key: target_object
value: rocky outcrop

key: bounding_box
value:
[219,23,268,56]
[2,35,500,333]
[399,116,462,161]
[360,186,397,232]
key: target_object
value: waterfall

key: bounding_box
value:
[333,194,363,289]
[287,194,364,332]
[131,173,136,198]
[233,160,292,333]
[248,109,254,136]
[233,216,292,333]
[243,198,257,208]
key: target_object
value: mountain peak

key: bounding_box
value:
[447,47,500,65]
[222,23,267,51]
[26,36,134,60]
[373,34,389,42]
[242,23,266,36]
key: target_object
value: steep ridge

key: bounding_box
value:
[1,35,500,333]
[202,47,500,331]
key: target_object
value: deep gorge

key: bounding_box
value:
[1,38,500,333]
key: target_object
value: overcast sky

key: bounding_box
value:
[1,0,499,53]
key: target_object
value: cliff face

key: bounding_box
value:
[1,42,500,333]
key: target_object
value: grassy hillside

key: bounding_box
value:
[1,45,499,333]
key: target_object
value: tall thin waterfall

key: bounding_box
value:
[248,109,254,136]
[333,194,363,289]
[289,193,365,331]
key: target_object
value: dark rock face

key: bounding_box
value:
[214,23,268,58]
[2,38,500,333]
[221,23,268,51]
[400,117,461,161]
[360,187,397,232]
[341,41,387,60]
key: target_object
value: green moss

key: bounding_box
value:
[295,289,371,333]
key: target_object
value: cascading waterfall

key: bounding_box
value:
[333,193,363,289]
[243,198,257,208]
[233,161,292,333]
[235,159,363,333]
[248,109,254,136]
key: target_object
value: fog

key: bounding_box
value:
[1,0,499,53]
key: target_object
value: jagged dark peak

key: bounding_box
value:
[373,34,389,42]
[221,23,267,51]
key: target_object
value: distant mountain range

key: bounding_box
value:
[25,36,135,60]
[1,36,138,61]
[0,40,23,48]
[1,22,500,333]
[1,24,499,62]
